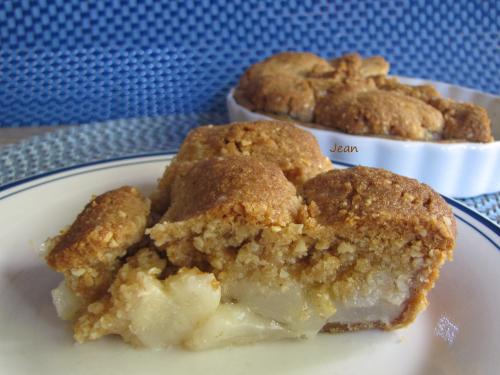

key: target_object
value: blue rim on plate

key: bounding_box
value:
[1,154,498,247]
[0,151,176,196]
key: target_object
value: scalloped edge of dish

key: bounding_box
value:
[226,80,500,198]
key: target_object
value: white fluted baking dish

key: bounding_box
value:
[227,78,500,197]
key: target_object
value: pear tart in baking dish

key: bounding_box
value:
[235,52,493,142]
[44,120,456,350]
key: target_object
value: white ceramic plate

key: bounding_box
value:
[227,78,500,198]
[1,154,499,375]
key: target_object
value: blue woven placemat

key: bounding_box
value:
[0,114,225,184]
[1,0,498,126]
[1,115,499,225]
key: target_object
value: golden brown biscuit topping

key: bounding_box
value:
[150,120,332,215]
[315,84,445,140]
[46,186,150,300]
[176,121,332,185]
[236,52,493,142]
[165,156,301,225]
[302,167,456,244]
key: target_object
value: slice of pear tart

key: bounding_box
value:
[43,121,456,350]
